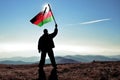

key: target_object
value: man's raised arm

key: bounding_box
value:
[50,24,58,38]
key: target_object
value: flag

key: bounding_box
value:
[30,4,53,27]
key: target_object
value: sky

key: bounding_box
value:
[0,0,120,58]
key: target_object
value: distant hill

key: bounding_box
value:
[0,60,32,64]
[46,57,79,64]
[108,55,120,59]
[0,55,120,64]
[64,55,120,62]
[0,56,39,62]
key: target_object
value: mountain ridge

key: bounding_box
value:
[0,55,120,64]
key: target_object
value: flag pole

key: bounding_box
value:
[48,4,57,24]
[43,7,47,14]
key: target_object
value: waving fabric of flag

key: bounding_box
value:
[30,4,53,27]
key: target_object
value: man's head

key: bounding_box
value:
[43,29,48,34]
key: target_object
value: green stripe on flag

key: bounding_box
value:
[38,16,53,27]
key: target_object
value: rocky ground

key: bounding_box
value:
[0,61,120,80]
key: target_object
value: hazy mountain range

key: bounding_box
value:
[0,55,120,64]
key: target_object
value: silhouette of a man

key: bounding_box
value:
[38,24,58,69]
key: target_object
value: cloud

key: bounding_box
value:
[65,18,111,26]
[80,18,111,25]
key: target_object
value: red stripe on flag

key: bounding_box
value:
[33,11,52,25]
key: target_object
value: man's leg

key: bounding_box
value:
[48,49,57,68]
[39,51,46,69]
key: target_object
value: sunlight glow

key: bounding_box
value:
[0,43,120,56]
[0,43,36,53]
[55,45,120,53]
[42,3,49,12]
[55,45,101,53]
